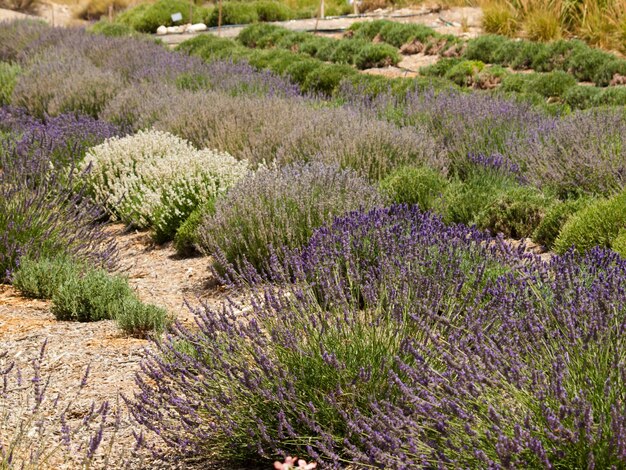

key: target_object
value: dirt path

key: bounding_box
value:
[0,224,235,468]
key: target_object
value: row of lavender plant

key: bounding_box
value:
[128,206,626,467]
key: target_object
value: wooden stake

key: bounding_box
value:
[218,0,223,36]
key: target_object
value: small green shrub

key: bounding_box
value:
[348,20,387,41]
[492,40,524,66]
[532,70,577,97]
[174,202,214,256]
[0,62,20,106]
[208,2,258,27]
[237,23,282,48]
[592,87,626,107]
[475,185,554,239]
[300,36,336,58]
[115,297,170,337]
[563,85,600,109]
[554,191,626,254]
[254,1,294,22]
[302,63,357,95]
[176,34,242,62]
[445,60,485,87]
[420,58,462,78]
[379,166,447,211]
[463,35,509,63]
[531,39,581,72]
[89,20,136,37]
[533,197,594,249]
[611,230,626,258]
[566,47,614,82]
[283,58,320,84]
[441,172,514,225]
[13,255,82,299]
[378,22,437,48]
[355,43,400,69]
[509,41,545,69]
[593,59,626,87]
[51,269,134,322]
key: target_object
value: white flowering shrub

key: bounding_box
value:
[81,130,249,241]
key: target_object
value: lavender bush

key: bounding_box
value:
[197,162,386,273]
[0,137,115,283]
[133,206,626,468]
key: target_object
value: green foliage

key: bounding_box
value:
[13,255,83,300]
[302,63,356,95]
[354,43,400,69]
[445,60,485,87]
[254,1,294,22]
[566,47,614,82]
[237,23,282,48]
[0,61,20,106]
[174,202,214,256]
[208,2,258,27]
[502,71,576,98]
[379,165,447,211]
[533,197,594,249]
[563,85,600,109]
[14,254,169,335]
[611,230,626,258]
[176,34,243,62]
[238,25,399,70]
[475,185,555,239]
[463,35,509,63]
[420,58,462,78]
[594,60,626,87]
[283,58,320,84]
[441,172,514,225]
[554,191,626,254]
[391,22,437,47]
[347,20,387,40]
[115,297,170,337]
[51,268,133,322]
[89,20,136,37]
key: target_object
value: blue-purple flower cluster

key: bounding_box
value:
[131,205,626,467]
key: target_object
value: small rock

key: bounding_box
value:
[166,25,184,34]
[156,25,167,35]
[187,23,207,33]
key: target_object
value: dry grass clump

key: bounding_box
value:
[482,0,626,52]
[0,0,38,12]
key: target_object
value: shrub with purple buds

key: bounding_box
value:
[0,137,116,283]
[197,162,386,274]
[133,206,626,468]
